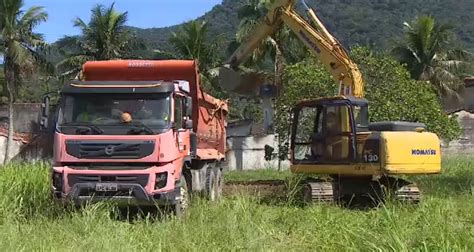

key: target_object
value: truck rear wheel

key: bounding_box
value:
[205,164,223,202]
[215,168,223,200]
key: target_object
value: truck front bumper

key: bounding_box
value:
[55,183,179,206]
[52,163,181,207]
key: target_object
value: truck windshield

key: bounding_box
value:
[57,93,171,133]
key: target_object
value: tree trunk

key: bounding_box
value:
[271,38,285,97]
[3,59,15,165]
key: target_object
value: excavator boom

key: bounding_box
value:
[221,0,364,98]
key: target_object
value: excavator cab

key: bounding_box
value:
[290,97,368,165]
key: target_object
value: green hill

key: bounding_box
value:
[129,0,474,56]
[128,0,245,56]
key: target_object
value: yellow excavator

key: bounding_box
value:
[220,0,441,203]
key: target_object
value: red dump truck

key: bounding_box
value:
[40,60,228,214]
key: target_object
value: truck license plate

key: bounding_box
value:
[95,183,118,192]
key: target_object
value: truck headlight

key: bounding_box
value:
[155,172,168,189]
[52,172,63,190]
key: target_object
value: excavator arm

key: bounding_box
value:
[221,0,364,98]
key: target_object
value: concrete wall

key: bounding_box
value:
[464,86,474,111]
[0,134,53,162]
[443,79,474,113]
[0,103,52,161]
[0,136,24,161]
[0,103,41,133]
[225,134,290,171]
[442,111,474,155]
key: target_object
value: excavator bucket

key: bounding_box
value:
[218,66,267,96]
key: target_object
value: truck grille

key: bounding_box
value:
[66,140,154,159]
[67,174,149,187]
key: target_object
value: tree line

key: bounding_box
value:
[1,0,473,164]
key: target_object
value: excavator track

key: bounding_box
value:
[394,183,421,203]
[302,181,335,203]
[380,177,421,204]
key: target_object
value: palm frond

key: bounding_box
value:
[393,15,470,98]
[56,54,94,78]
[73,17,89,33]
[18,6,48,30]
[8,40,29,63]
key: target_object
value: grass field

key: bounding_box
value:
[0,156,472,251]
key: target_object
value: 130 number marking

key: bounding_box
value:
[363,154,379,163]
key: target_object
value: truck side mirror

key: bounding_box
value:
[185,97,192,117]
[39,95,51,131]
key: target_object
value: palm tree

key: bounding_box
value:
[0,0,48,164]
[236,0,285,91]
[57,3,143,77]
[169,20,219,73]
[392,15,473,98]
[169,20,223,96]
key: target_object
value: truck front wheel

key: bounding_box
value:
[174,176,190,217]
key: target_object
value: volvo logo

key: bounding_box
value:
[104,145,115,156]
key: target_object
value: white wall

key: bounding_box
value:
[0,136,24,162]
[443,111,474,155]
[225,134,290,170]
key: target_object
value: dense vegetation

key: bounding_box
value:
[131,0,474,56]
[0,157,472,250]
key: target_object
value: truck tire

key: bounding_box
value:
[174,176,190,217]
[205,165,217,201]
[205,164,223,202]
[215,168,223,200]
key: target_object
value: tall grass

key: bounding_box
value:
[0,157,472,250]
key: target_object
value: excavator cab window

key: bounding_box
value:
[292,105,320,162]
[291,100,357,164]
[353,104,369,132]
